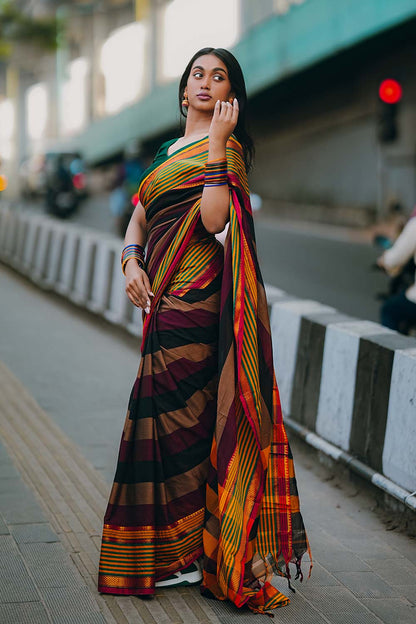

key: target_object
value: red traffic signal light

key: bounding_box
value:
[377,79,402,143]
[379,79,402,105]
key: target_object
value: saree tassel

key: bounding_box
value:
[307,542,314,579]
[295,557,304,582]
[285,563,296,593]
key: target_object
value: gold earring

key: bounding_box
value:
[182,90,189,108]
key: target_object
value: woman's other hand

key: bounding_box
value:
[209,98,239,147]
[125,261,154,313]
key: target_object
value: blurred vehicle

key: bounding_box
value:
[44,152,88,218]
[19,153,47,199]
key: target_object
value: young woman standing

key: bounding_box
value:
[98,47,312,615]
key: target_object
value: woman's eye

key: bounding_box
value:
[213,75,224,81]
[193,72,203,78]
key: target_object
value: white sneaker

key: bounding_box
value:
[155,560,203,588]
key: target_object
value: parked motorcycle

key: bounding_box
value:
[44,152,87,218]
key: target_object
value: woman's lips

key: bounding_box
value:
[197,94,211,100]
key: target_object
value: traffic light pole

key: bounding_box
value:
[376,142,386,219]
[376,78,403,218]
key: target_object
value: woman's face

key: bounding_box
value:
[186,54,234,113]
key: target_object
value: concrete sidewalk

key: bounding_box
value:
[0,263,416,623]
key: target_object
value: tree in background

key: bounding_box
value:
[0,0,59,59]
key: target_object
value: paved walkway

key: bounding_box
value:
[0,263,415,623]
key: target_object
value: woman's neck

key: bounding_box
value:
[183,109,211,138]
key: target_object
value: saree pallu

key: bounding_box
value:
[98,136,312,613]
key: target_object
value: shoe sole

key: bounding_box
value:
[155,570,202,588]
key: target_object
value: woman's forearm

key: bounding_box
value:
[123,203,148,272]
[200,139,230,234]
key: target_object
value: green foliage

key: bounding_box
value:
[0,0,60,58]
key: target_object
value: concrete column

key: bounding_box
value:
[382,347,416,491]
[290,311,355,431]
[316,321,392,451]
[270,298,335,416]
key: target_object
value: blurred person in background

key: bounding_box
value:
[377,206,416,333]
[108,140,145,236]
[97,47,311,615]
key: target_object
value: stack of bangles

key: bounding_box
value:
[121,244,145,275]
[204,158,228,187]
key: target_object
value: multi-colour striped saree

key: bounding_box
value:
[98,135,312,614]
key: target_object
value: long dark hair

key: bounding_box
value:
[178,47,255,172]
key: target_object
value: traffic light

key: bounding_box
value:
[377,79,402,143]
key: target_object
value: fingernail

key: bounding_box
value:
[150,292,154,296]
[145,306,150,314]
[146,299,150,307]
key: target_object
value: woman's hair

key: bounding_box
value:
[178,47,255,172]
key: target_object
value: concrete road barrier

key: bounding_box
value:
[383,347,416,493]
[0,205,415,506]
[70,233,97,305]
[87,238,115,314]
[270,301,416,505]
[44,224,66,289]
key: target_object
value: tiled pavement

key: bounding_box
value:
[0,436,105,624]
[0,264,415,623]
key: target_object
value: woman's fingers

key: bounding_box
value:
[142,273,154,299]
[218,99,238,123]
[125,275,151,311]
[209,98,239,143]
[232,98,239,122]
[221,101,232,119]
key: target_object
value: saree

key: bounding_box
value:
[98,135,312,613]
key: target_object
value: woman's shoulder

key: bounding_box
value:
[137,139,178,190]
[153,138,177,161]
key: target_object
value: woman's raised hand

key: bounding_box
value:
[209,98,239,146]
[125,261,154,314]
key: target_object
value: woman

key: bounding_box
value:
[377,206,416,333]
[98,47,312,615]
